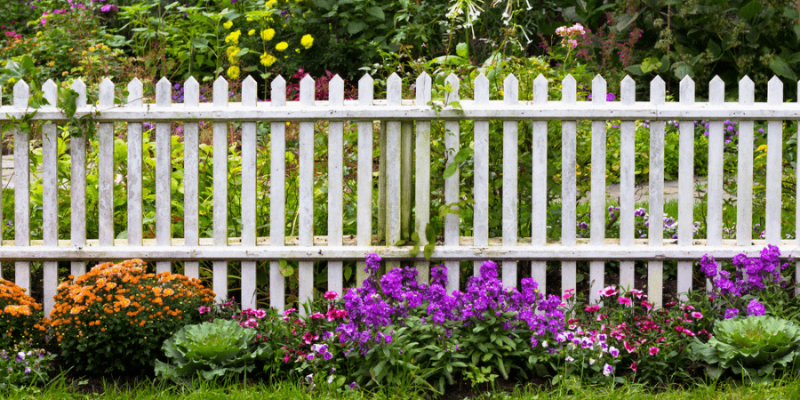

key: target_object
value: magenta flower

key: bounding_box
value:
[617,297,632,305]
[599,285,617,297]
[324,291,338,300]
[198,305,210,314]
[585,305,601,312]
[691,312,703,319]
[649,346,659,356]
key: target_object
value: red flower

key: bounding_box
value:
[631,362,637,372]
[324,291,338,300]
[585,305,601,312]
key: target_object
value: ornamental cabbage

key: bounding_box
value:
[690,316,800,382]
[155,319,267,384]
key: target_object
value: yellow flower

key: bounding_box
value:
[275,41,288,52]
[36,31,42,37]
[248,29,255,36]
[49,61,55,66]
[227,46,241,63]
[227,66,240,80]
[265,0,277,8]
[301,34,314,49]
[295,48,300,53]
[260,53,277,67]
[225,30,242,44]
[223,21,233,29]
[261,28,275,41]
[8,78,16,84]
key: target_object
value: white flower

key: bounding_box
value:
[589,358,596,365]
[327,375,334,384]
[565,356,574,363]
[542,341,549,349]
[603,363,614,376]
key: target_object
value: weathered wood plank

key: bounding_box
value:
[619,76,636,291]
[13,81,30,289]
[677,76,695,301]
[328,75,344,295]
[561,75,577,297]
[444,74,461,293]
[241,76,258,309]
[386,73,402,272]
[155,78,172,274]
[270,76,287,311]
[707,77,725,250]
[298,75,315,309]
[649,77,666,308]
[212,77,229,301]
[766,77,783,244]
[737,77,755,247]
[473,73,490,277]
[98,78,115,247]
[127,79,144,248]
[500,74,518,288]
[183,77,200,280]
[42,79,58,315]
[357,74,374,286]
[70,79,87,278]
[589,75,606,304]
[415,72,432,285]
[531,74,548,292]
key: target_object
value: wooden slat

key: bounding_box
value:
[677,76,695,302]
[531,74,548,293]
[13,81,30,290]
[473,73,490,277]
[241,76,258,309]
[501,74,519,288]
[401,121,413,240]
[127,79,144,248]
[183,77,200,280]
[619,76,636,291]
[707,77,725,250]
[589,75,607,304]
[270,76,287,311]
[415,72,432,285]
[648,77,666,308]
[356,74,374,286]
[386,73,402,272]
[298,75,315,308]
[0,84,2,270]
[561,75,577,297]
[70,79,87,278]
[98,78,115,246]
[377,120,386,245]
[327,75,344,295]
[42,80,58,316]
[797,81,800,297]
[444,74,461,293]
[766,77,783,244]
[737,77,755,247]
[155,78,172,274]
[212,77,229,301]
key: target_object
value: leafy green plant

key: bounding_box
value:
[690,315,800,382]
[155,318,267,384]
[0,345,56,392]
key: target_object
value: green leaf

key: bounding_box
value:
[625,64,644,76]
[443,162,458,179]
[641,57,662,73]
[770,56,797,80]
[707,40,721,58]
[366,6,385,20]
[423,244,435,260]
[456,42,468,58]
[347,21,368,34]
[191,37,209,49]
[279,261,294,277]
[673,63,693,80]
[739,0,763,19]
[615,12,639,31]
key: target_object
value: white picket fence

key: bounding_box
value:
[1,72,799,317]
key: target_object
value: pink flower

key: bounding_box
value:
[310,312,324,319]
[623,341,636,353]
[641,300,653,310]
[649,346,659,356]
[283,308,297,316]
[629,288,644,298]
[631,362,637,372]
[691,312,703,319]
[599,286,618,297]
[324,291,338,300]
[198,305,210,314]
[617,297,632,306]
[585,305,601,312]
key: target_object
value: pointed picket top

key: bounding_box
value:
[271,75,286,106]
[533,74,548,104]
[98,78,115,108]
[679,76,694,104]
[739,76,754,104]
[474,73,489,104]
[156,77,171,107]
[213,76,228,106]
[42,79,58,108]
[620,75,635,105]
[299,74,315,106]
[127,78,143,107]
[709,76,725,104]
[242,75,258,107]
[592,75,607,103]
[328,74,344,107]
[184,77,200,107]
[768,76,783,104]
[386,73,402,105]
[12,80,29,107]
[650,76,665,105]
[561,74,576,103]
[71,78,86,107]
[358,73,373,106]
[415,72,431,105]
[444,73,460,104]
[504,73,518,105]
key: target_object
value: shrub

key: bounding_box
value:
[690,315,800,382]
[0,278,48,349]
[0,344,57,391]
[50,259,215,375]
[155,318,267,385]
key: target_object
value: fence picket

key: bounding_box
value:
[212,77,229,302]
[127,79,144,249]
[298,75,315,308]
[619,76,635,291]
[589,75,607,304]
[13,81,30,290]
[797,81,800,297]
[677,76,695,302]
[70,79,87,278]
[561,75,577,297]
[386,74,402,272]
[415,72,432,285]
[707,77,725,260]
[357,74,374,285]
[270,76,287,311]
[474,73,490,277]
[98,79,115,247]
[531,75,548,293]
[42,80,58,316]
[737,77,755,248]
[241,76,258,309]
[155,78,172,274]
[183,77,200,280]
[444,74,461,293]
[501,74,518,288]
[328,75,344,295]
[649,77,666,308]
[766,77,783,244]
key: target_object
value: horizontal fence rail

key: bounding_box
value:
[1,73,799,317]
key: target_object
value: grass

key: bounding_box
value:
[7,375,800,400]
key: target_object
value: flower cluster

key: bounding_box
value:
[0,345,56,390]
[0,279,48,348]
[555,23,586,48]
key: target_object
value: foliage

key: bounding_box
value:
[0,344,56,392]
[50,259,216,375]
[0,278,48,349]
[690,315,800,382]
[155,318,267,385]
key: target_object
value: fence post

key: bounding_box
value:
[356,74,374,287]
[414,72,432,286]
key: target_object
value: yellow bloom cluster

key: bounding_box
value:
[276,41,288,52]
[228,65,241,80]
[227,46,241,63]
[225,30,242,44]
[261,53,277,67]
[301,34,314,49]
[261,28,275,41]
[223,21,233,29]
[248,29,255,36]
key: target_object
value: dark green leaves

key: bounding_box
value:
[739,0,763,19]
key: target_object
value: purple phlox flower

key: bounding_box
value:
[747,298,766,316]
[724,308,739,319]
[700,254,718,279]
